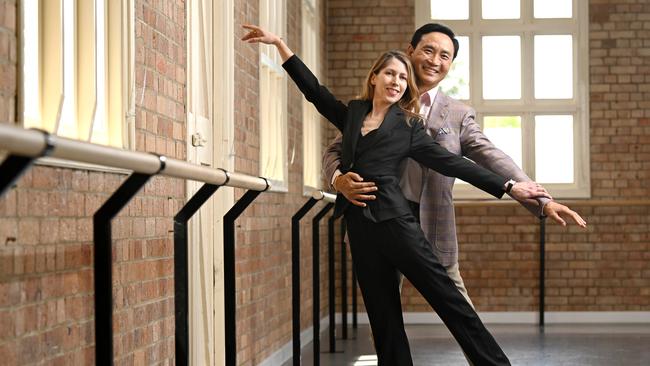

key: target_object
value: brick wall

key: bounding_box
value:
[589,0,650,199]
[0,0,186,364]
[326,0,650,313]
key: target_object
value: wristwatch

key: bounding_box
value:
[504,179,516,193]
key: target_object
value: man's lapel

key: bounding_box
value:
[427,91,450,135]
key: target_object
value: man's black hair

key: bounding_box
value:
[410,23,459,60]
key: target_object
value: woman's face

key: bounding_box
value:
[371,58,408,106]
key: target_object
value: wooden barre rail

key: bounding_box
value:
[0,123,269,191]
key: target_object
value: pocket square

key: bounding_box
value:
[438,127,451,135]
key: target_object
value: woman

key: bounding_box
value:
[242,25,548,366]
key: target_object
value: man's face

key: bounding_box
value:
[406,32,454,91]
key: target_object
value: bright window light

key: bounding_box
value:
[534,35,573,99]
[23,0,40,128]
[430,0,468,20]
[535,115,574,183]
[58,0,77,138]
[482,0,520,19]
[482,36,521,100]
[91,0,109,144]
[534,0,572,18]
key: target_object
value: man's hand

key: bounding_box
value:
[543,201,587,228]
[334,172,378,207]
[508,181,552,204]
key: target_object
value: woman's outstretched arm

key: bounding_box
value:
[242,25,348,131]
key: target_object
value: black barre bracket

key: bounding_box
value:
[223,186,266,366]
[291,197,319,366]
[311,202,334,366]
[0,129,54,197]
[173,182,222,366]
[539,216,546,331]
[93,155,165,366]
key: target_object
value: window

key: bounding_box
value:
[21,0,134,149]
[259,0,288,191]
[187,0,213,167]
[415,0,589,198]
[301,0,322,192]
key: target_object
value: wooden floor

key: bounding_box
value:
[284,323,650,365]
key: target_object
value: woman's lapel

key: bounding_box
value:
[357,103,404,155]
[342,100,371,167]
[343,102,405,164]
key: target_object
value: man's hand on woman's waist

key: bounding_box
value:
[333,171,378,207]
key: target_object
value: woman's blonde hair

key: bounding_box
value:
[358,50,421,119]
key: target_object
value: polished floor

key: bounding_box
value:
[285,324,650,365]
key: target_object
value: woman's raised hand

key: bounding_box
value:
[241,24,294,61]
[242,24,280,46]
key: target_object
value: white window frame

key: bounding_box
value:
[259,0,289,192]
[301,0,322,195]
[415,0,590,199]
[20,0,136,173]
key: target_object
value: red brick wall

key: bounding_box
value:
[0,0,186,364]
[589,0,650,199]
[326,0,650,313]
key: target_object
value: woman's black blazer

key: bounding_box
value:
[282,55,507,222]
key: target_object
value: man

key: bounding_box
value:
[323,23,586,307]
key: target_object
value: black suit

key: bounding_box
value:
[283,55,510,365]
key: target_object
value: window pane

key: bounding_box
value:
[534,0,572,18]
[92,0,109,145]
[482,36,521,100]
[302,3,321,189]
[430,0,468,20]
[23,0,40,128]
[262,72,285,182]
[483,116,522,168]
[58,0,77,138]
[260,66,271,177]
[535,115,574,183]
[439,36,469,100]
[482,0,520,19]
[534,35,573,99]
